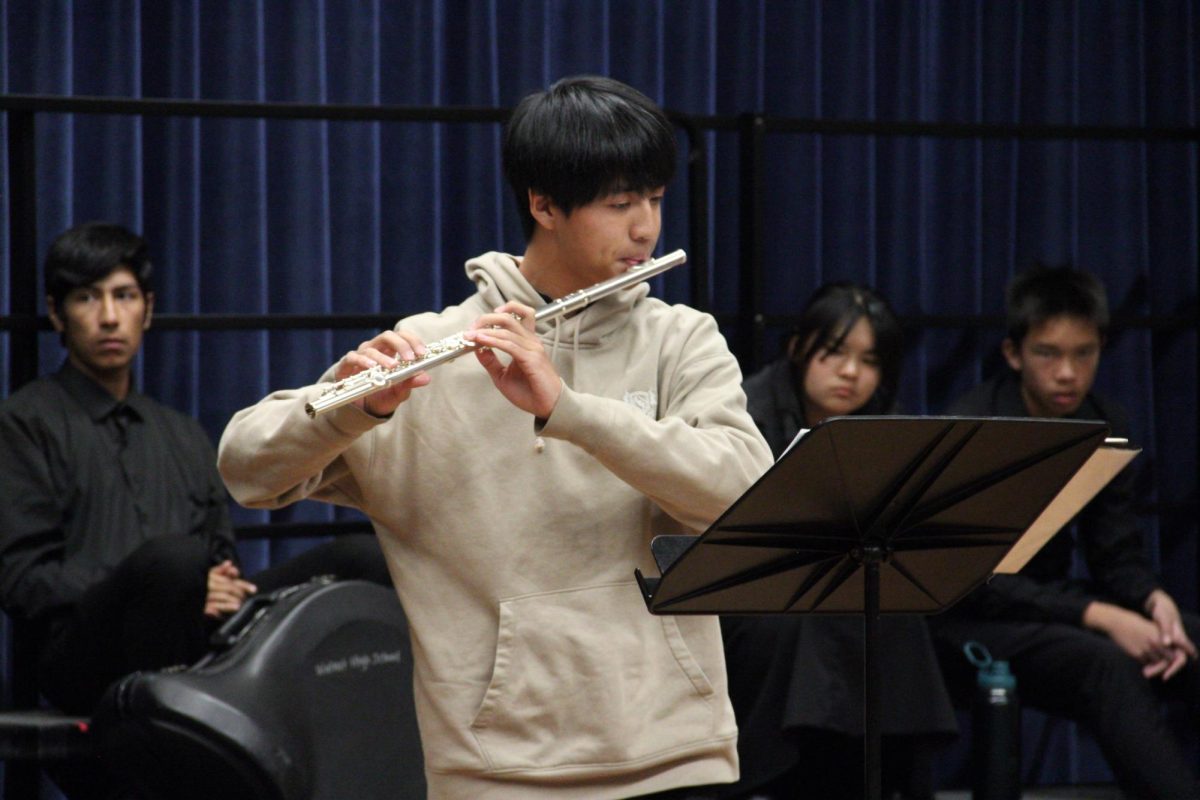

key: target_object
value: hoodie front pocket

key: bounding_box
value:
[469,581,717,773]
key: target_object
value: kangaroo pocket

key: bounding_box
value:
[469,581,717,772]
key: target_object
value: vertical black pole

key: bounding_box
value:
[678,117,710,313]
[737,113,765,370]
[863,545,882,800]
[4,109,40,800]
[7,109,39,394]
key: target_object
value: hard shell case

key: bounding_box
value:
[92,577,425,800]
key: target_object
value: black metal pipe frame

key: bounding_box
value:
[2,93,1197,505]
[668,112,711,312]
[0,95,713,385]
[738,113,767,366]
[2,102,40,800]
[235,519,374,540]
[0,93,511,124]
[5,110,38,395]
[734,117,1200,372]
[3,94,1195,341]
[1,92,1197,798]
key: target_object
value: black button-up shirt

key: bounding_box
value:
[0,362,236,622]
[947,370,1159,624]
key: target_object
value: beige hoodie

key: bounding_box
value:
[218,252,773,799]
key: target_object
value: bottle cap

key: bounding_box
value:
[964,641,1017,689]
[978,658,1017,690]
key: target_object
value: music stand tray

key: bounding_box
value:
[635,415,1123,800]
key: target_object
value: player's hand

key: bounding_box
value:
[1145,589,1198,678]
[1085,601,1183,681]
[465,301,562,419]
[205,560,257,618]
[333,329,432,417]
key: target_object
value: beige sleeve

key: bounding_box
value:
[539,316,772,531]
[217,385,386,511]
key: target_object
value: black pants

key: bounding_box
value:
[714,730,938,800]
[37,533,391,714]
[931,611,1200,800]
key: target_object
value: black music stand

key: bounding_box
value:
[635,416,1114,800]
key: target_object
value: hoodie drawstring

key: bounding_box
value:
[533,318,567,455]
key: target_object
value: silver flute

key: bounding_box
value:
[305,248,687,417]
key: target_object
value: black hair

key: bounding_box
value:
[791,281,903,417]
[1005,263,1109,346]
[502,75,677,240]
[44,221,152,311]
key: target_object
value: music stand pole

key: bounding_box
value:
[863,544,882,800]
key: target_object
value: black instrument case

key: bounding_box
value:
[92,577,425,799]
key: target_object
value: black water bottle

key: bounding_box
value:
[964,641,1020,800]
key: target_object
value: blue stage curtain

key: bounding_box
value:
[0,1,1196,792]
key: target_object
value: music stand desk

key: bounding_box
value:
[635,416,1131,800]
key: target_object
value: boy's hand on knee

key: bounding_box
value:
[1142,648,1188,681]
[1085,601,1172,668]
[1145,589,1198,661]
[1143,589,1197,680]
[204,560,257,618]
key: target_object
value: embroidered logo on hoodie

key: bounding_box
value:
[623,390,658,419]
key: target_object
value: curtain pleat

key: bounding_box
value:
[0,0,8,388]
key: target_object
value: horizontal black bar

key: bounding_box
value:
[4,311,1196,334]
[231,499,1196,542]
[235,518,374,540]
[0,313,403,332]
[152,313,402,331]
[752,312,1199,332]
[906,313,1200,332]
[666,113,1200,143]
[2,94,1195,143]
[752,312,1009,330]
[0,93,508,125]
[757,116,1200,143]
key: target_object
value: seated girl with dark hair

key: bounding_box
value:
[720,282,956,800]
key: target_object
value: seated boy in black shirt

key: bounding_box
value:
[931,265,1199,799]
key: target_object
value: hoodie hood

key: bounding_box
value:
[464,251,651,349]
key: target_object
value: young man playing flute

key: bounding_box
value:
[218,75,772,800]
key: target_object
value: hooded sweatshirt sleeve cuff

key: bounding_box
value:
[535,383,609,447]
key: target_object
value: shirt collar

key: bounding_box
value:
[53,360,148,424]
